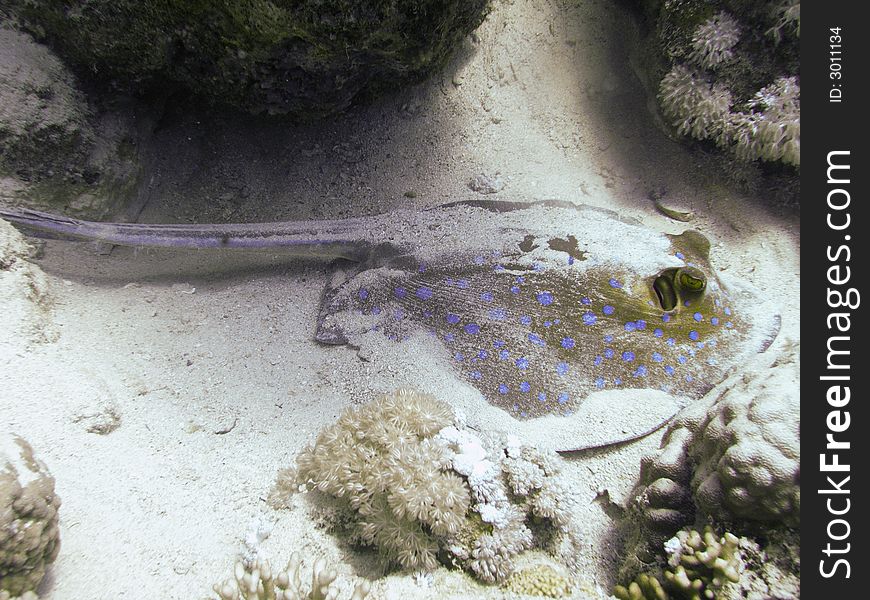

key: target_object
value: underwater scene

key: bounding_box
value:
[1,1,799,599]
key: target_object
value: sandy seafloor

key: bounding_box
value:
[1,0,799,598]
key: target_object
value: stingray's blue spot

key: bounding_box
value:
[358,288,369,300]
[604,348,615,359]
[662,313,672,323]
[371,306,382,315]
[538,392,547,402]
[454,352,464,362]
[582,312,597,325]
[446,313,460,324]
[693,312,703,322]
[667,337,676,346]
[594,355,603,366]
[515,357,529,370]
[711,316,720,326]
[683,300,691,307]
[725,321,734,328]
[636,320,647,330]
[464,323,480,335]
[603,305,615,316]
[604,334,614,343]
[393,309,405,320]
[520,381,531,393]
[426,328,435,337]
[394,287,406,299]
[568,256,575,265]
[499,384,509,394]
[499,349,510,360]
[458,279,470,289]
[708,339,717,347]
[581,297,592,305]
[558,392,569,404]
[624,322,637,332]
[445,277,455,287]
[652,351,663,363]
[697,341,705,349]
[622,351,636,362]
[715,298,722,307]
[685,374,694,383]
[480,291,493,302]
[529,333,547,347]
[654,328,664,338]
[533,263,546,272]
[556,362,569,375]
[595,377,605,389]
[537,291,554,306]
[416,287,433,300]
[510,285,521,294]
[494,264,505,272]
[688,348,696,357]
[614,377,623,385]
[724,307,732,316]
[418,264,427,273]
[478,350,489,360]
[675,252,685,260]
[689,330,699,341]
[633,365,648,377]
[664,365,675,376]
[473,255,485,265]
[488,308,506,321]
[470,370,482,380]
[678,355,687,364]
[423,310,433,319]
[561,337,576,349]
[609,278,622,288]
[516,276,526,284]
[520,315,532,326]
[554,318,560,325]
[544,320,553,328]
[494,340,506,348]
[444,333,455,342]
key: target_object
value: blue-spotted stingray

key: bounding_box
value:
[1,200,779,442]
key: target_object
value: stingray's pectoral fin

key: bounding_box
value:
[314,262,359,345]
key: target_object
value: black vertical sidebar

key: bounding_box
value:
[803,1,867,596]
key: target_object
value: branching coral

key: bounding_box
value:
[0,434,61,598]
[290,390,577,583]
[614,526,743,600]
[211,553,370,600]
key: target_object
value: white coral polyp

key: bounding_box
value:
[689,12,741,69]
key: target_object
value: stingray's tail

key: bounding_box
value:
[0,207,369,259]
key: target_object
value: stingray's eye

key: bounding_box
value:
[653,272,678,311]
[675,266,707,294]
[653,267,707,311]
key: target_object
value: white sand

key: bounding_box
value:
[1,0,799,598]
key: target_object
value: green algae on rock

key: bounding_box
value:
[10,0,489,117]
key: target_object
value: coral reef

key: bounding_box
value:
[614,526,742,600]
[636,0,800,175]
[0,29,92,181]
[0,434,61,598]
[290,390,577,583]
[614,526,800,600]
[504,563,572,598]
[623,348,799,565]
[211,552,370,600]
[9,0,489,118]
